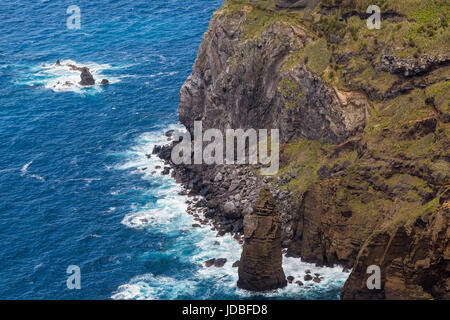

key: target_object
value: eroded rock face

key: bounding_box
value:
[178,8,369,144]
[341,203,450,300]
[237,187,287,291]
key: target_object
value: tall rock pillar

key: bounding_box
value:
[237,186,287,291]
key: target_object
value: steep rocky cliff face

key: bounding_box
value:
[179,1,370,144]
[177,0,449,299]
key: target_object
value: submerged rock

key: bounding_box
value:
[100,79,109,85]
[237,186,287,291]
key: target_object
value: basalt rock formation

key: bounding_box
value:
[173,0,449,299]
[237,186,287,291]
[79,67,95,86]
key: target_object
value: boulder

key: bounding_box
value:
[223,201,238,219]
[214,258,227,268]
[204,259,215,268]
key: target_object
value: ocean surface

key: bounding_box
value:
[0,0,348,299]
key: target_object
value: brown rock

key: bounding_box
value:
[204,259,215,268]
[214,258,227,268]
[342,205,449,300]
[237,187,287,291]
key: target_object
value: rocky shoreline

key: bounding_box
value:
[152,135,342,290]
[152,134,300,250]
[152,0,449,299]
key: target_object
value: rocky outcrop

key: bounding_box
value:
[378,53,450,77]
[79,67,95,86]
[237,187,287,291]
[342,203,450,300]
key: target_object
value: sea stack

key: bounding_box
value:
[79,67,95,86]
[237,186,287,291]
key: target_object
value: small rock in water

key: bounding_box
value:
[295,281,304,286]
[305,270,311,274]
[313,277,321,283]
[204,259,215,268]
[192,224,201,228]
[232,260,240,268]
[287,276,294,283]
[100,79,109,85]
[214,258,227,267]
[304,274,313,281]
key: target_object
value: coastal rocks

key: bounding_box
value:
[54,61,110,87]
[237,187,287,291]
[205,259,215,267]
[215,258,227,268]
[204,258,228,268]
[79,67,95,86]
[223,201,239,219]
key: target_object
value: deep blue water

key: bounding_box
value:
[0,0,347,299]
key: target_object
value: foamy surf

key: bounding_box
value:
[16,59,121,93]
[112,125,349,300]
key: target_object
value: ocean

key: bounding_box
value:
[0,0,348,299]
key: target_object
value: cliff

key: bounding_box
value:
[177,0,449,299]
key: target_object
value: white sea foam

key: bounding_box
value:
[18,59,121,93]
[20,161,46,182]
[112,125,349,300]
[21,161,33,175]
